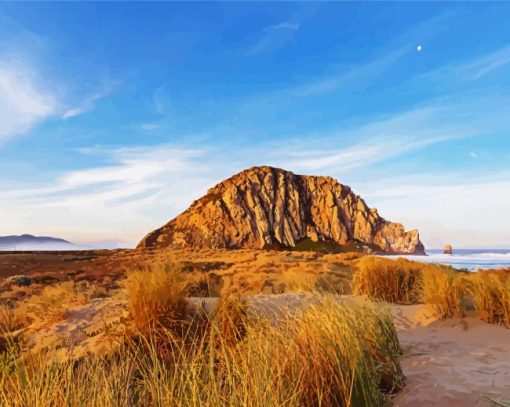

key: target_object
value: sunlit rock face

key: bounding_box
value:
[138,166,425,254]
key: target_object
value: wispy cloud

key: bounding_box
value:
[0,145,218,244]
[270,104,479,174]
[62,90,109,120]
[0,51,113,142]
[138,123,161,131]
[9,146,209,204]
[153,86,168,115]
[286,11,456,98]
[463,44,510,80]
[356,171,510,247]
[424,43,510,85]
[292,46,410,97]
[0,60,57,142]
[270,22,300,31]
[0,88,502,245]
[246,21,300,57]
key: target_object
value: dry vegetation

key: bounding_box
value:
[466,269,510,328]
[2,248,510,405]
[419,266,464,319]
[0,262,404,406]
[352,257,422,304]
[353,256,510,326]
[121,263,188,333]
[0,248,357,297]
[0,280,111,334]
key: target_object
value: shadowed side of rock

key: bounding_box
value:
[138,166,424,254]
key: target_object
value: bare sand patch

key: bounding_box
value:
[391,304,510,406]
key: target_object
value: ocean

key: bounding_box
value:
[386,249,510,271]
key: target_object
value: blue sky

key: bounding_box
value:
[1,2,510,248]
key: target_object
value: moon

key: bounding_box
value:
[417,45,423,52]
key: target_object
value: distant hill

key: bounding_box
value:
[0,234,76,251]
[138,166,424,254]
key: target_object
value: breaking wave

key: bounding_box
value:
[385,249,510,271]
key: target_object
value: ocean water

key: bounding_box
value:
[386,249,510,271]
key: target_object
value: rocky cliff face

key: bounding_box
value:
[138,166,424,254]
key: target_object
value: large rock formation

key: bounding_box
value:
[138,166,425,254]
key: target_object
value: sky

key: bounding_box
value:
[1,2,510,249]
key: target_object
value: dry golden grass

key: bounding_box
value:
[352,257,421,304]
[280,269,318,292]
[0,248,359,305]
[352,257,464,318]
[121,263,188,334]
[0,289,404,406]
[211,293,247,347]
[0,304,25,333]
[14,281,89,327]
[353,257,510,326]
[465,269,510,328]
[420,267,464,319]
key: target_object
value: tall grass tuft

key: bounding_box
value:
[466,270,510,328]
[211,293,247,347]
[352,257,421,304]
[121,263,188,334]
[420,267,464,319]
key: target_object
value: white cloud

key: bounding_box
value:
[270,22,300,31]
[0,145,220,245]
[138,123,161,131]
[271,105,476,174]
[0,98,486,245]
[470,152,478,159]
[356,172,510,248]
[466,45,510,80]
[0,55,111,142]
[0,61,57,142]
[246,21,300,57]
[153,86,167,115]
[61,109,81,120]
[62,90,110,120]
[292,46,410,97]
[426,44,510,83]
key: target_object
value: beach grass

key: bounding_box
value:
[465,269,510,328]
[0,265,404,406]
[352,257,422,304]
[352,256,510,326]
